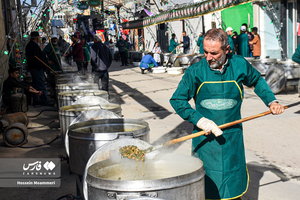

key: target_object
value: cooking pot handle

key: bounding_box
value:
[117,132,136,139]
[86,104,102,110]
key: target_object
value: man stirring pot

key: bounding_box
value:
[170,29,284,200]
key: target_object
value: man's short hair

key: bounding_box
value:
[30,31,40,40]
[203,29,229,51]
[182,31,186,34]
[42,38,46,41]
[252,27,258,32]
[172,33,176,37]
[8,67,18,74]
[72,34,77,38]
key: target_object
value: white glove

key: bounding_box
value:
[197,117,223,137]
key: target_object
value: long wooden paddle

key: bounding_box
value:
[35,56,60,76]
[41,22,64,73]
[144,101,300,155]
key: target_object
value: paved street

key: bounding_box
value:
[0,60,300,199]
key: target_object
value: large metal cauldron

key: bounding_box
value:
[55,74,94,85]
[59,103,122,142]
[56,83,99,96]
[173,54,205,68]
[244,57,255,63]
[58,90,108,108]
[251,58,277,75]
[265,64,286,94]
[277,60,300,79]
[68,119,150,176]
[130,51,144,62]
[169,53,184,67]
[84,139,205,200]
[265,59,300,94]
[174,54,205,68]
[163,53,173,66]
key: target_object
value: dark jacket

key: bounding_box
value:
[2,76,30,103]
[25,40,48,70]
[116,40,126,52]
[66,40,84,61]
[91,41,112,71]
[182,36,190,50]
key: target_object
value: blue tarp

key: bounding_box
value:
[52,20,64,27]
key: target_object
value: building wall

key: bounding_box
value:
[144,25,157,52]
[261,2,282,59]
[0,2,8,82]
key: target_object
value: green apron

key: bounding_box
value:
[193,80,248,200]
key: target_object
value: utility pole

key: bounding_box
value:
[0,1,8,82]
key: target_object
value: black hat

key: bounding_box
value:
[30,31,40,37]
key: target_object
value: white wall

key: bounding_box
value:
[260,4,281,59]
[144,25,157,52]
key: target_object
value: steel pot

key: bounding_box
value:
[59,103,122,142]
[68,119,150,176]
[56,83,99,97]
[244,57,255,63]
[265,64,286,94]
[58,90,108,108]
[64,109,121,157]
[163,53,173,66]
[55,74,94,85]
[277,59,300,79]
[189,54,205,66]
[85,139,205,200]
[169,53,184,67]
[251,58,277,75]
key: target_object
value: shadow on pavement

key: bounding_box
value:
[109,60,137,73]
[243,161,290,200]
[152,120,193,152]
[110,78,172,119]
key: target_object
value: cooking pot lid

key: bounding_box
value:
[72,96,109,105]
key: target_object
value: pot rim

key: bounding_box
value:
[86,153,205,191]
[68,119,149,139]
